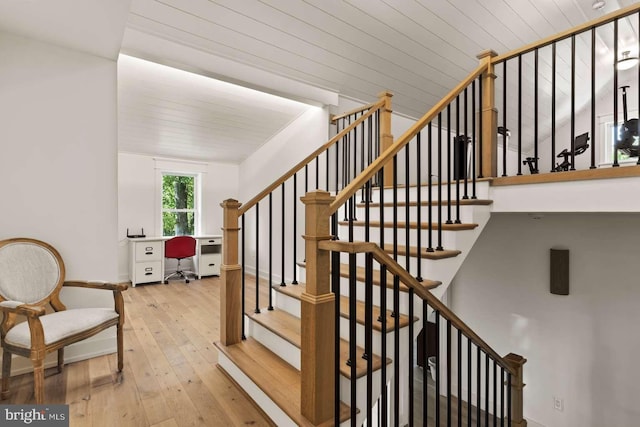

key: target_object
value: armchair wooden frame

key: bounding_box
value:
[0,238,128,404]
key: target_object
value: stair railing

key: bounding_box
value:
[219,92,390,347]
[318,239,526,426]
[301,62,527,425]
[488,4,640,179]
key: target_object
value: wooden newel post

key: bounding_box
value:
[477,50,498,178]
[300,190,335,425]
[505,353,527,427]
[220,199,242,345]
[378,91,394,187]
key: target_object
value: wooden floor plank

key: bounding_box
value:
[0,277,273,427]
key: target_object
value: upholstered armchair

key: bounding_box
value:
[0,238,128,403]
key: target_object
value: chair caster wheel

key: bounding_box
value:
[185,279,190,284]
[164,280,168,284]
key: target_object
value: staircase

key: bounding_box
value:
[216,178,505,426]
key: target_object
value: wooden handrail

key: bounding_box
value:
[493,3,640,63]
[331,101,376,123]
[238,98,385,216]
[318,239,517,376]
[327,63,487,216]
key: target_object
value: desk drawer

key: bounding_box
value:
[135,261,162,283]
[135,241,162,261]
[199,254,221,276]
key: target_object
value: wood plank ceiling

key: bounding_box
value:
[120,0,639,161]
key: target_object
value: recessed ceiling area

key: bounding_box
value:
[117,55,316,163]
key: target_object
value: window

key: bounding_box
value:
[600,110,639,165]
[162,173,197,236]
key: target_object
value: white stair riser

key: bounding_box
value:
[370,182,489,203]
[338,225,466,250]
[358,204,490,224]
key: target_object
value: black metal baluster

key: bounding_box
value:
[380,264,388,426]
[468,337,472,427]
[613,19,620,167]
[368,114,373,196]
[472,80,478,198]
[454,96,461,224]
[457,329,462,427]
[326,148,330,190]
[405,145,411,275]
[477,348,481,424]
[361,115,366,202]
[437,114,444,251]
[463,87,469,199]
[485,353,489,427]
[305,164,308,194]
[501,367,505,427]
[507,373,512,427]
[427,124,434,253]
[393,271,400,426]
[255,203,260,314]
[365,252,374,426]
[416,131,423,282]
[447,319,452,427]
[446,104,452,224]
[591,27,597,169]
[551,42,557,172]
[408,286,414,426]
[517,55,522,175]
[268,194,273,311]
[478,76,484,178]
[241,214,246,340]
[280,183,286,287]
[493,360,498,426]
[534,48,539,175]
[348,251,357,425]
[292,174,298,285]
[423,301,429,424]
[435,311,441,426]
[570,35,576,171]
[336,119,341,193]
[502,61,508,177]
[393,156,399,263]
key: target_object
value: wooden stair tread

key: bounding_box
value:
[295,261,441,291]
[339,263,441,290]
[273,283,415,331]
[338,220,478,230]
[359,199,493,208]
[339,295,414,331]
[382,244,461,260]
[215,338,352,426]
[247,309,390,379]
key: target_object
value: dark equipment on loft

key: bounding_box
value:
[615,85,640,165]
[554,132,589,171]
[523,157,539,174]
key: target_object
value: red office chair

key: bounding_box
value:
[164,236,196,284]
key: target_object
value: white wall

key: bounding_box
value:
[117,152,240,280]
[0,31,119,369]
[451,213,640,427]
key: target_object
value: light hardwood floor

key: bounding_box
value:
[2,276,275,427]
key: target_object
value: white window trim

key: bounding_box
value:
[156,170,202,237]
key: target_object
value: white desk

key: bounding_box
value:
[128,235,222,286]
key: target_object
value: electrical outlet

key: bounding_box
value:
[553,396,564,411]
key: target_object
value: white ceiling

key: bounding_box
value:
[117,55,314,162]
[1,0,639,162]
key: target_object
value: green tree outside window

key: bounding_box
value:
[162,174,196,236]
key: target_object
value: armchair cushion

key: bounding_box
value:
[4,308,119,348]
